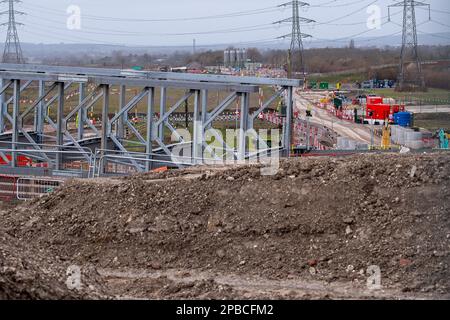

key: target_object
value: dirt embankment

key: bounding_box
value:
[0,230,107,299]
[1,153,449,299]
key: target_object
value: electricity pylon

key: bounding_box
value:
[389,0,430,91]
[1,0,24,64]
[275,1,314,78]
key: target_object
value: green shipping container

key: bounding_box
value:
[319,82,329,90]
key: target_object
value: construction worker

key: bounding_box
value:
[306,105,312,118]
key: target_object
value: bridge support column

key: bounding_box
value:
[238,92,249,160]
[100,84,110,174]
[11,80,20,168]
[192,90,202,164]
[284,86,293,157]
[77,83,86,140]
[200,89,208,161]
[56,82,65,170]
[117,85,126,140]
[0,79,5,134]
[145,87,154,172]
[159,87,166,143]
[35,81,45,144]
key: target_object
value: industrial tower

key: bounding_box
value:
[1,0,24,64]
[275,1,314,78]
[389,0,430,91]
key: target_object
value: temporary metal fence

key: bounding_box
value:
[0,175,16,200]
[16,177,64,200]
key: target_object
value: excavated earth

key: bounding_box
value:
[0,153,449,299]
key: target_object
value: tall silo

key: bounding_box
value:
[242,49,247,67]
[230,49,237,68]
[224,50,230,67]
[237,49,243,68]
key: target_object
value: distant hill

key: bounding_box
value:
[5,32,450,60]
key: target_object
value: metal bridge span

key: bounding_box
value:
[0,63,301,178]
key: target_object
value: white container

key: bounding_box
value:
[405,131,422,142]
[406,140,424,149]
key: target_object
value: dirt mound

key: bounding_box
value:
[1,153,449,297]
[0,230,107,299]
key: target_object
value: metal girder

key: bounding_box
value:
[0,63,303,87]
[64,85,102,122]
[0,62,297,176]
[56,82,65,169]
[146,87,155,171]
[110,87,148,124]
[94,76,259,93]
[5,80,32,106]
[19,82,57,120]
[204,92,238,128]
[156,90,194,127]
[251,87,285,120]
[11,79,19,167]
[0,79,12,95]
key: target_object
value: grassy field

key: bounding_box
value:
[414,113,450,132]
[307,73,450,105]
[364,88,450,105]
[308,72,366,84]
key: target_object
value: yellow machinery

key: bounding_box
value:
[381,123,391,150]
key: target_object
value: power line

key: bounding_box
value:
[275,1,314,77]
[24,17,288,37]
[310,0,368,8]
[389,0,430,91]
[418,7,450,15]
[22,2,282,23]
[1,0,24,63]
[312,0,379,25]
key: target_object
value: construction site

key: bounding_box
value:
[0,0,449,301]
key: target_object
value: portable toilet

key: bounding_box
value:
[319,82,329,90]
[394,112,412,127]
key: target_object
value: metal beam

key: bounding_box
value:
[192,90,202,164]
[156,90,194,126]
[56,82,65,170]
[110,87,148,124]
[94,76,259,93]
[146,87,154,171]
[284,86,293,157]
[0,78,5,134]
[100,84,110,174]
[239,92,250,160]
[117,85,126,139]
[0,63,303,87]
[77,83,86,140]
[20,82,57,120]
[204,92,238,128]
[11,79,20,167]
[159,87,166,142]
[5,80,32,106]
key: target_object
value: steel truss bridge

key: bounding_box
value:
[0,63,300,178]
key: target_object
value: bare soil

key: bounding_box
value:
[1,153,449,299]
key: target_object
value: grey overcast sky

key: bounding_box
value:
[8,0,450,47]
